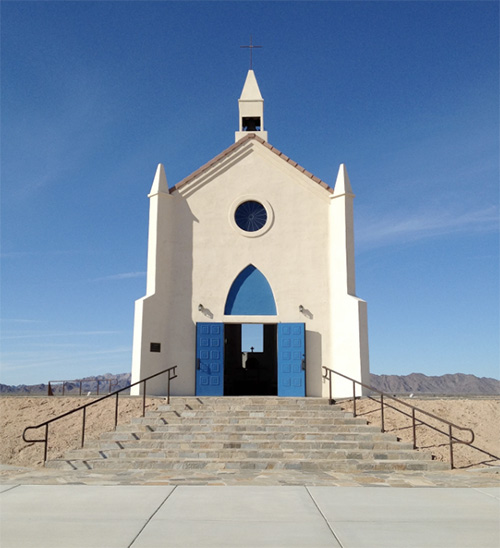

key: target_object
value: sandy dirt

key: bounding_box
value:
[340,397,500,469]
[0,396,164,467]
[1,395,499,470]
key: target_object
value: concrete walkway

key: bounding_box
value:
[1,484,499,548]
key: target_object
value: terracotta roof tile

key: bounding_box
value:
[169,133,333,194]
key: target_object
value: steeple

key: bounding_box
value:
[149,163,169,196]
[235,70,268,142]
[332,163,354,198]
[330,164,356,296]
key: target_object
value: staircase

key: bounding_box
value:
[45,397,448,473]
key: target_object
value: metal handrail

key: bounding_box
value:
[23,366,178,463]
[47,378,119,396]
[322,366,475,469]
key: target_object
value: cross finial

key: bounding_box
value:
[240,35,262,70]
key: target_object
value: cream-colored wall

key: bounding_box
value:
[327,167,370,398]
[131,140,369,398]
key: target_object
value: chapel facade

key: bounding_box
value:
[131,70,369,398]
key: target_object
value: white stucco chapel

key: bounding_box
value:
[131,70,370,399]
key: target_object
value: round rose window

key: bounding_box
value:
[234,200,268,232]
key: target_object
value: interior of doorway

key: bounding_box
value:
[224,323,277,396]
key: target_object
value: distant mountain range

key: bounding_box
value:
[1,372,499,396]
[0,373,132,396]
[370,373,500,395]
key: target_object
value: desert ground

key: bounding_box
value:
[1,395,498,470]
[0,396,164,467]
[340,396,500,469]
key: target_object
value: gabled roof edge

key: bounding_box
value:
[169,133,333,194]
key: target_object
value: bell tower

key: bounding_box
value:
[235,70,268,142]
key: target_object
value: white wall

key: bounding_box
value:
[131,139,369,398]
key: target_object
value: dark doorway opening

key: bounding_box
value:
[224,324,277,396]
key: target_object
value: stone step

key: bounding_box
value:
[63,447,431,461]
[157,397,330,408]
[154,404,338,413]
[141,409,352,422]
[44,396,449,474]
[100,425,385,441]
[147,422,376,432]
[46,457,448,473]
[83,439,412,452]
[124,416,372,427]
[97,429,396,443]
[117,417,372,432]
[101,425,383,441]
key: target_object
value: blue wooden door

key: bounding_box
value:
[278,323,305,397]
[196,323,224,396]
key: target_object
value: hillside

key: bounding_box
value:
[0,373,132,396]
[370,373,500,395]
[1,371,499,396]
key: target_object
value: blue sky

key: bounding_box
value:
[1,1,498,385]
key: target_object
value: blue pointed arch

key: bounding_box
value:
[224,265,277,315]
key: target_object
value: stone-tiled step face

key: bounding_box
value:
[143,400,343,410]
[94,430,398,443]
[141,410,352,421]
[46,457,448,472]
[151,403,333,415]
[118,417,374,430]
[82,439,413,451]
[101,426,385,440]
[114,421,373,431]
[44,396,448,473]
[62,447,432,462]
[152,404,346,412]
[131,411,366,424]
[99,425,389,440]
[149,423,378,433]
[158,397,330,408]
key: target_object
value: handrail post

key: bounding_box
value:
[167,373,171,405]
[43,424,48,463]
[380,394,385,432]
[352,381,357,417]
[412,408,417,449]
[449,425,454,470]
[142,380,147,417]
[79,381,82,396]
[81,407,86,448]
[114,393,119,429]
[328,370,332,404]
[96,380,100,396]
[62,382,65,396]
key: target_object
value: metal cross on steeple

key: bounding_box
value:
[240,35,262,70]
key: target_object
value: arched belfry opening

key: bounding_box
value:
[224,264,276,315]
[242,117,261,131]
